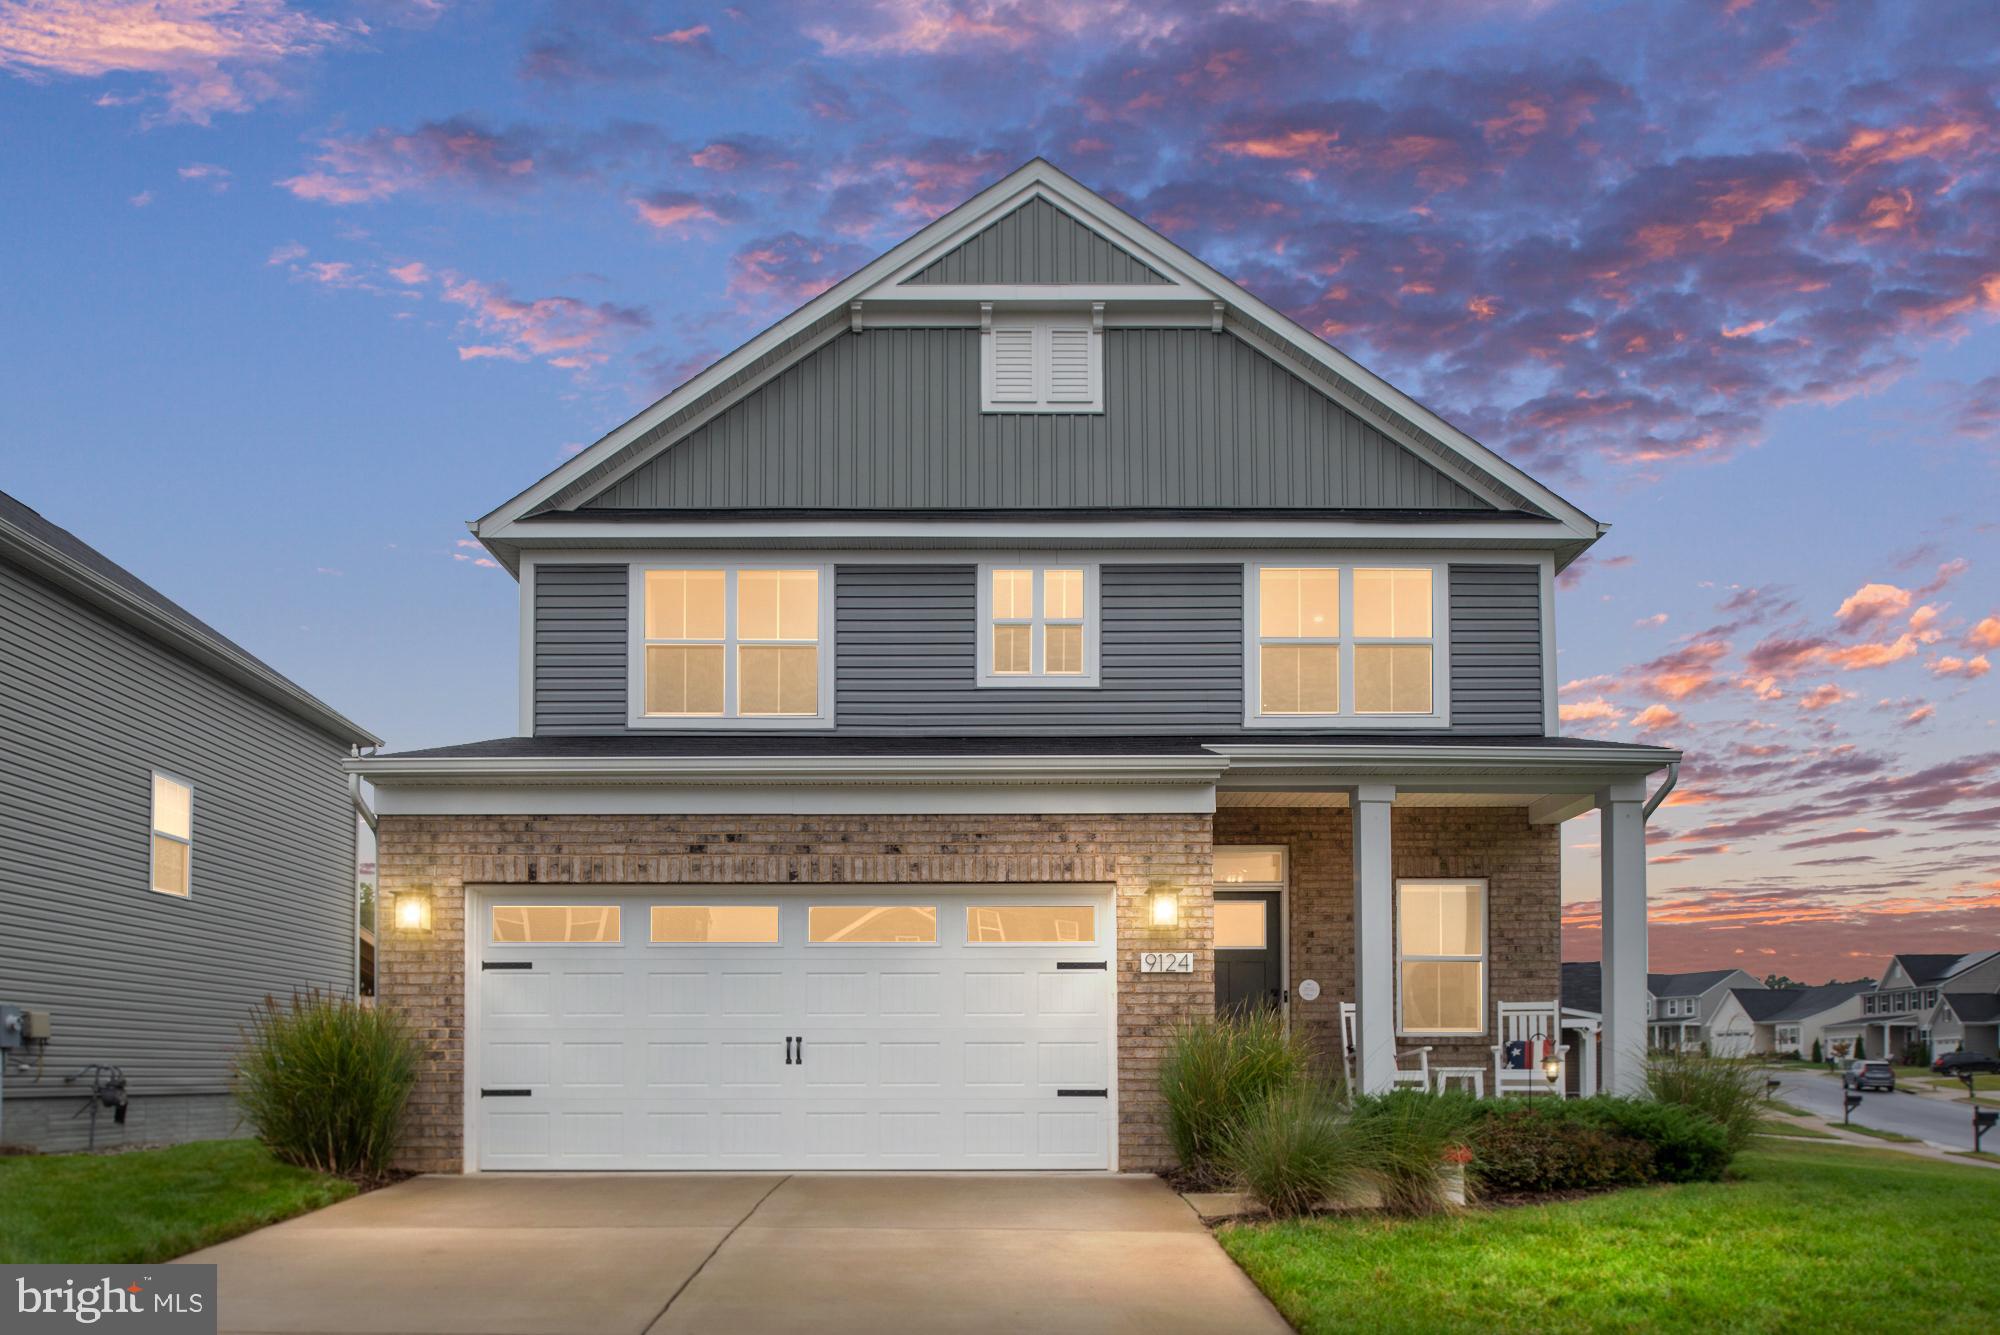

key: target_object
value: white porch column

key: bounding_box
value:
[1578,1026,1599,1095]
[1348,783,1397,1095]
[1599,779,1649,1096]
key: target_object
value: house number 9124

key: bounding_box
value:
[1140,952,1194,974]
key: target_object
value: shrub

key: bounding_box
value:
[1158,1010,1312,1186]
[1468,1106,1652,1195]
[1352,1089,1481,1214]
[1551,1096,1730,1183]
[1644,1049,1765,1157]
[1223,1085,1373,1217]
[1811,1038,1823,1064]
[235,992,419,1179]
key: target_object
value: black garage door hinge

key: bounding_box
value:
[480,1088,532,1098]
[1056,1088,1109,1098]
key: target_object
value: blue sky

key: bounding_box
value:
[2,0,1996,977]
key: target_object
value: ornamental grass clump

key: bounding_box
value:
[1158,1009,1313,1186]
[1353,1089,1481,1214]
[234,992,419,1180]
[1642,1048,1766,1158]
[1222,1085,1374,1217]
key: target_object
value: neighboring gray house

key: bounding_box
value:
[1648,969,1763,1054]
[357,161,1679,1175]
[1,489,376,1151]
[1823,950,2000,1062]
[1715,982,1872,1059]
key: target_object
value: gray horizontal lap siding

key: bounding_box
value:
[532,562,1547,737]
[837,564,1243,733]
[580,329,1494,512]
[902,197,1171,285]
[1448,563,1545,735]
[0,561,355,1111]
[533,563,628,734]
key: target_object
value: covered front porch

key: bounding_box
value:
[1206,741,1676,1099]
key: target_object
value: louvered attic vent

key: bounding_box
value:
[980,306,1104,413]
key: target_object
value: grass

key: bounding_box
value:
[1756,1121,1835,1140]
[1764,1098,1812,1117]
[0,1139,355,1264]
[1948,1150,2000,1164]
[1831,1122,1921,1143]
[1217,1139,2000,1333]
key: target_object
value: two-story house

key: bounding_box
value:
[357,161,1678,1174]
[2,489,375,1150]
[1822,951,2000,1062]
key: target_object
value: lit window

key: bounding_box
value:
[150,772,192,897]
[1215,848,1284,885]
[491,905,621,943]
[1397,880,1486,1035]
[966,906,1094,944]
[981,311,1103,413]
[1248,565,1442,724]
[808,905,937,944]
[1257,568,1339,714]
[637,566,825,722]
[1353,569,1434,714]
[1214,900,1268,950]
[978,564,1097,685]
[650,905,780,943]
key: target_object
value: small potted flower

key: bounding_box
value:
[1440,1143,1474,1206]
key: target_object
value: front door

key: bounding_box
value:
[1214,891,1282,1016]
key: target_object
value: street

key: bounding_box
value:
[1769,1069,1996,1152]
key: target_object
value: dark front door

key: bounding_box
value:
[1214,891,1283,1016]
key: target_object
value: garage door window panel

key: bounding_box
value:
[966,905,1095,944]
[492,905,622,944]
[650,905,781,944]
[808,905,939,944]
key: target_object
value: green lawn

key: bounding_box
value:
[0,1139,355,1264]
[1832,1122,1921,1143]
[1217,1139,1998,1333]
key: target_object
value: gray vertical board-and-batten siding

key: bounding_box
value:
[532,561,1547,737]
[0,560,356,1149]
[1447,564,1546,735]
[579,329,1495,512]
[901,197,1172,286]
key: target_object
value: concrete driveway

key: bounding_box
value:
[183,1173,1290,1334]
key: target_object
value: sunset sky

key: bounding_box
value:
[2,0,1995,981]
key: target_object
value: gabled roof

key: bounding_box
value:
[1731,981,1871,1023]
[1648,969,1751,998]
[0,489,377,746]
[1944,993,2000,1023]
[1891,954,1967,985]
[474,159,1603,564]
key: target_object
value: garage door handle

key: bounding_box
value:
[1056,961,1107,970]
[785,1037,795,1065]
[481,1088,531,1098]
[1057,1089,1108,1098]
[796,1036,805,1065]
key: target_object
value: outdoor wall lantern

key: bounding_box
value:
[393,891,433,933]
[1149,886,1180,929]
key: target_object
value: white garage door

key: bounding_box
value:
[472,890,1114,1171]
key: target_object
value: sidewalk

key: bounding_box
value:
[1766,1110,2000,1171]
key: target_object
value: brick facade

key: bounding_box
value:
[375,812,1215,1173]
[377,804,1557,1174]
[1216,804,1562,1073]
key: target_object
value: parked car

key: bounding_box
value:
[1845,1060,1896,1092]
[1932,1051,2000,1077]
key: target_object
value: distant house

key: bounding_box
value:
[0,490,376,1151]
[1824,951,2000,1063]
[1713,981,1872,1058]
[1561,963,1763,1057]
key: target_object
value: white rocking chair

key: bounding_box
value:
[1491,1000,1568,1098]
[1339,1002,1433,1092]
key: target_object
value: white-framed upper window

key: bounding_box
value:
[149,770,192,898]
[629,563,833,727]
[976,562,1100,686]
[981,309,1103,413]
[1246,562,1446,727]
[1395,878,1486,1036]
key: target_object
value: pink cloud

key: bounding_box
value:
[386,261,429,285]
[1798,683,1855,711]
[1969,616,2000,650]
[1931,654,1992,680]
[1631,703,1682,733]
[654,23,709,45]
[281,120,537,205]
[0,0,349,123]
[1902,704,1935,727]
[725,232,868,308]
[1833,581,1911,631]
[1560,697,1624,726]
[438,272,650,372]
[1632,612,1669,628]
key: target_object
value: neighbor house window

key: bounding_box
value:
[1396,879,1486,1035]
[976,564,1098,686]
[981,310,1103,413]
[633,565,830,725]
[1248,564,1442,724]
[149,771,192,897]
